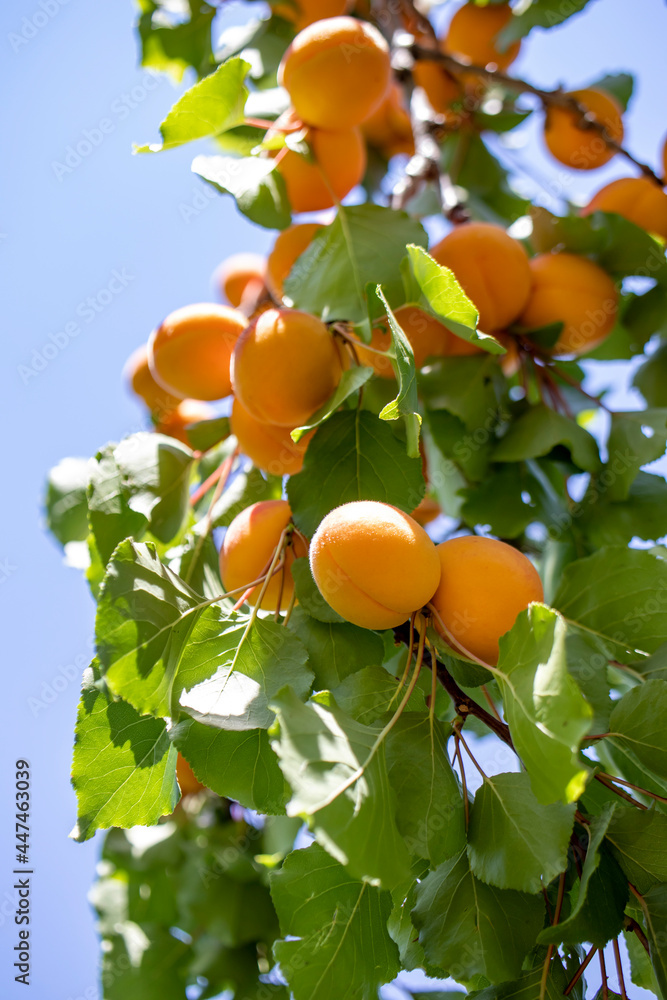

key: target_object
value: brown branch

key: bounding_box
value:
[564,944,597,996]
[625,915,651,955]
[595,771,648,810]
[408,43,663,185]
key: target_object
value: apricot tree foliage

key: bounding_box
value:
[46,1,667,998]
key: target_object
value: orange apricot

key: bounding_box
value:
[123,344,181,418]
[430,223,532,332]
[663,135,667,180]
[362,82,415,156]
[231,307,342,427]
[155,399,216,446]
[272,119,366,212]
[231,399,313,477]
[272,0,350,30]
[176,753,205,797]
[310,500,441,629]
[215,252,266,309]
[431,535,543,665]
[413,59,462,116]
[278,16,391,130]
[412,496,441,527]
[355,305,481,378]
[220,500,308,612]
[543,88,623,170]
[493,331,522,378]
[443,2,520,71]
[581,176,667,240]
[266,223,324,301]
[149,303,247,401]
[519,252,618,357]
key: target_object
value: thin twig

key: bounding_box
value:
[595,771,648,810]
[564,943,597,996]
[540,872,567,1000]
[612,938,628,1000]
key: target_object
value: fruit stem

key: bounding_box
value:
[185,447,238,585]
[612,938,628,1000]
[388,612,416,708]
[480,684,502,722]
[563,943,597,996]
[599,948,609,1000]
[452,732,469,830]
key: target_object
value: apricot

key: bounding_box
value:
[543,88,623,170]
[123,344,181,418]
[176,753,205,797]
[310,500,441,630]
[362,82,415,157]
[155,399,216,446]
[412,496,441,527]
[355,305,482,378]
[149,303,247,401]
[220,500,308,612]
[581,176,667,241]
[431,535,543,665]
[272,118,366,213]
[231,307,342,427]
[429,223,532,332]
[443,3,520,71]
[266,223,324,301]
[272,0,349,30]
[413,60,462,116]
[493,331,522,378]
[278,16,391,130]
[215,252,266,309]
[519,253,618,356]
[231,399,313,477]
[663,135,667,180]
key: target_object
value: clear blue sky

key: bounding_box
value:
[1,1,665,997]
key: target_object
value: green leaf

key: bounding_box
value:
[171,718,289,814]
[606,805,667,893]
[465,962,571,1000]
[96,539,221,716]
[605,409,667,500]
[180,615,312,730]
[291,366,373,443]
[462,464,536,538]
[136,0,215,82]
[376,287,422,457]
[579,472,667,547]
[87,446,150,566]
[418,355,504,430]
[608,679,667,782]
[412,850,544,982]
[386,714,466,865]
[284,204,426,326]
[468,772,574,893]
[290,558,346,623]
[270,687,413,888]
[192,153,291,229]
[288,609,384,690]
[287,410,424,537]
[185,415,230,453]
[439,132,529,226]
[270,843,400,1000]
[136,57,249,152]
[497,1,592,45]
[641,884,667,999]
[425,408,492,483]
[624,922,662,996]
[404,245,503,353]
[45,456,92,547]
[208,467,277,530]
[493,404,601,473]
[496,606,592,804]
[554,546,667,658]
[167,533,222,601]
[333,665,425,725]
[538,807,628,947]
[634,343,667,407]
[71,662,178,841]
[588,72,634,110]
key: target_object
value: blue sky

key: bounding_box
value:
[1,0,665,997]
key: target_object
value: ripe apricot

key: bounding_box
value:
[123,344,181,418]
[543,88,623,170]
[176,753,205,797]
[443,3,520,71]
[412,496,441,527]
[362,82,415,157]
[272,0,349,30]
[231,399,313,477]
[266,223,324,301]
[581,176,667,240]
[413,59,462,116]
[430,223,532,332]
[431,535,543,664]
[149,304,247,401]
[355,305,482,378]
[519,253,618,356]
[155,399,216,446]
[231,307,342,427]
[310,500,441,630]
[220,500,308,612]
[278,16,391,130]
[270,112,366,212]
[215,252,266,309]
